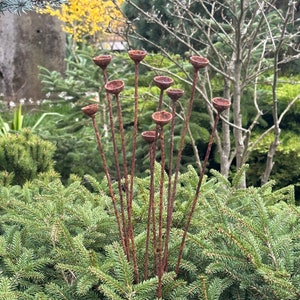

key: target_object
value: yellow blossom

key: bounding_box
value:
[39,0,124,42]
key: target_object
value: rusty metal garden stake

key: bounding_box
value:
[175,97,231,274]
[141,130,157,280]
[103,80,130,261]
[128,50,147,203]
[94,56,131,260]
[171,56,209,189]
[163,88,184,271]
[168,57,209,255]
[152,110,173,299]
[105,79,139,282]
[81,104,126,254]
[127,51,147,281]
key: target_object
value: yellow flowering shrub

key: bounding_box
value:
[39,0,124,42]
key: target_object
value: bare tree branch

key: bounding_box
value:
[114,0,300,185]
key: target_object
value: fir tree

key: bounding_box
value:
[0,166,299,299]
[0,0,65,14]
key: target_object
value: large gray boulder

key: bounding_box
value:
[0,12,65,103]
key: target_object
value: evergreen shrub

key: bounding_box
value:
[0,167,299,299]
[0,129,56,186]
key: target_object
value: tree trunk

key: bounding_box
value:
[219,77,232,178]
[0,11,66,104]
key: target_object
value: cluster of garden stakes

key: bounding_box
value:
[82,50,231,298]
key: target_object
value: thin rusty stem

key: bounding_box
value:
[106,93,130,260]
[149,113,168,278]
[158,269,163,299]
[128,61,140,283]
[102,69,108,83]
[166,68,199,270]
[163,99,177,271]
[127,62,139,280]
[115,92,139,282]
[115,93,129,189]
[102,69,130,260]
[102,68,130,261]
[151,151,158,276]
[144,142,155,280]
[171,67,199,198]
[151,111,172,280]
[158,89,164,111]
[130,62,139,186]
[157,126,166,299]
[90,115,126,253]
[147,126,161,277]
[175,113,221,275]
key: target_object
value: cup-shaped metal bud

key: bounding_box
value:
[166,88,185,102]
[190,56,209,70]
[105,80,125,95]
[154,76,174,90]
[81,103,99,118]
[128,50,147,63]
[93,55,112,70]
[141,130,157,144]
[212,97,231,113]
[152,110,173,127]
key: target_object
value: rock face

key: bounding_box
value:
[0,12,65,103]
